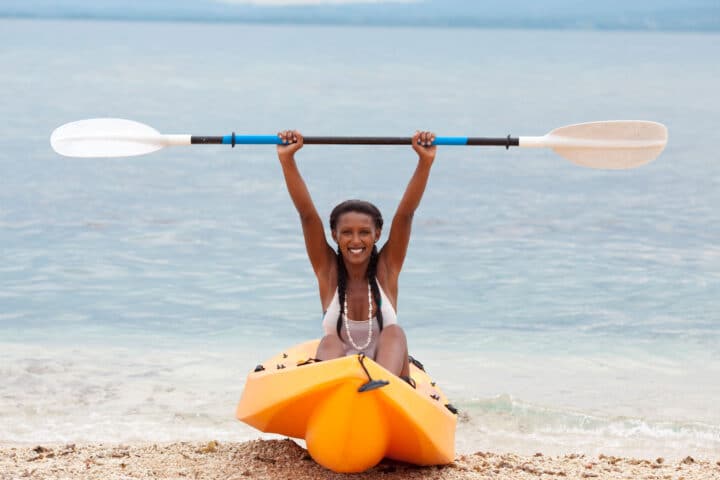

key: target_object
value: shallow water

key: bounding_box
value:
[1,19,719,458]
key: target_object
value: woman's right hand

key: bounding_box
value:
[412,130,437,165]
[277,130,304,159]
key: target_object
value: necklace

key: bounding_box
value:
[343,282,373,351]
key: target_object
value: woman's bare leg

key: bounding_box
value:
[375,325,410,377]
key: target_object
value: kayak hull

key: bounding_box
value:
[236,340,457,473]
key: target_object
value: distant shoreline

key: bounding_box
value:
[1,13,719,33]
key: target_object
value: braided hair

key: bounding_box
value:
[330,200,384,338]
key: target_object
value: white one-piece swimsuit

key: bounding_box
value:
[321,280,398,359]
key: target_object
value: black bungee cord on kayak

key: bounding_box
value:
[357,354,390,392]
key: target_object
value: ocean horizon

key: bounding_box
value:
[1,0,719,32]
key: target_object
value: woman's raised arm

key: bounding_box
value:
[380,131,437,275]
[277,130,335,278]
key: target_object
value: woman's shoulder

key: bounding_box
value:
[317,258,338,306]
[376,245,398,278]
[375,250,399,302]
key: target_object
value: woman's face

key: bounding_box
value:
[332,211,381,265]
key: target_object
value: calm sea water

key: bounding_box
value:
[1,18,719,459]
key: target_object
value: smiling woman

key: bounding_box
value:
[322,203,397,360]
[275,129,437,377]
[233,129,451,473]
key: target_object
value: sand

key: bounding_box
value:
[1,439,718,480]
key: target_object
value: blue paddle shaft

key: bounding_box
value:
[190,135,518,147]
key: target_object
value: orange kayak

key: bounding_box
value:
[236,339,457,473]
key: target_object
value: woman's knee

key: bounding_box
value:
[379,324,407,346]
[316,334,345,360]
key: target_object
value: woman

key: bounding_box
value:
[277,129,436,379]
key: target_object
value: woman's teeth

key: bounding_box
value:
[349,248,364,254]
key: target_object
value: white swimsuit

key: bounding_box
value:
[321,281,398,359]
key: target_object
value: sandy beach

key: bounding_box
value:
[1,439,718,480]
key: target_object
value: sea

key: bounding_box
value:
[1,17,719,461]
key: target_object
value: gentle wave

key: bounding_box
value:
[455,395,720,459]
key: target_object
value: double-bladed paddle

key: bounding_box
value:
[50,118,668,169]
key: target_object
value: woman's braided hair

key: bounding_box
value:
[330,200,384,337]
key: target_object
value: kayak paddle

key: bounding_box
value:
[50,118,667,170]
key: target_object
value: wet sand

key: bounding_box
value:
[2,439,719,479]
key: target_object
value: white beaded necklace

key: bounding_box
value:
[343,282,374,351]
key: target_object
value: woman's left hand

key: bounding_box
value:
[412,130,436,164]
[277,129,304,160]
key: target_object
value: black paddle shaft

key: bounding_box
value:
[190,135,520,147]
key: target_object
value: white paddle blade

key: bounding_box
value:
[546,120,668,169]
[51,118,167,158]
